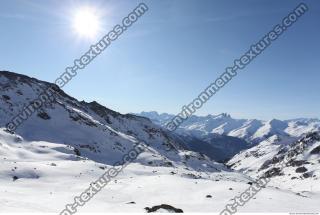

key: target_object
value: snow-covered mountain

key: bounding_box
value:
[138,111,320,159]
[137,112,320,208]
[1,71,319,213]
[227,132,320,194]
[138,112,320,144]
[0,71,223,172]
[0,71,249,212]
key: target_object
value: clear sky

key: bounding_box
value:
[1,0,319,120]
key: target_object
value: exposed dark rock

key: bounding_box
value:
[264,167,284,178]
[310,146,320,154]
[303,173,311,178]
[12,176,19,181]
[296,192,308,198]
[287,160,309,167]
[69,112,97,127]
[296,167,308,173]
[79,144,99,153]
[206,195,212,198]
[182,173,201,179]
[164,161,173,167]
[306,132,320,141]
[37,112,51,120]
[74,148,81,156]
[277,147,288,155]
[2,95,11,100]
[259,160,272,171]
[145,204,183,213]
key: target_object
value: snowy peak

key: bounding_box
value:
[251,119,289,142]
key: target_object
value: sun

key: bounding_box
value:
[72,7,101,39]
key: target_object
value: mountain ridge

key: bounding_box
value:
[0,70,223,172]
[137,111,320,144]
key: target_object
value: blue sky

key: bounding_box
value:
[1,0,319,120]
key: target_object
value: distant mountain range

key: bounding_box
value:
[137,112,320,190]
[137,111,320,161]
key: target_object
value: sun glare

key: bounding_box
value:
[72,7,101,39]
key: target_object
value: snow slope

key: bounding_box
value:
[1,129,320,213]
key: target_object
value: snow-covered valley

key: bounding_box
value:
[1,129,320,213]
